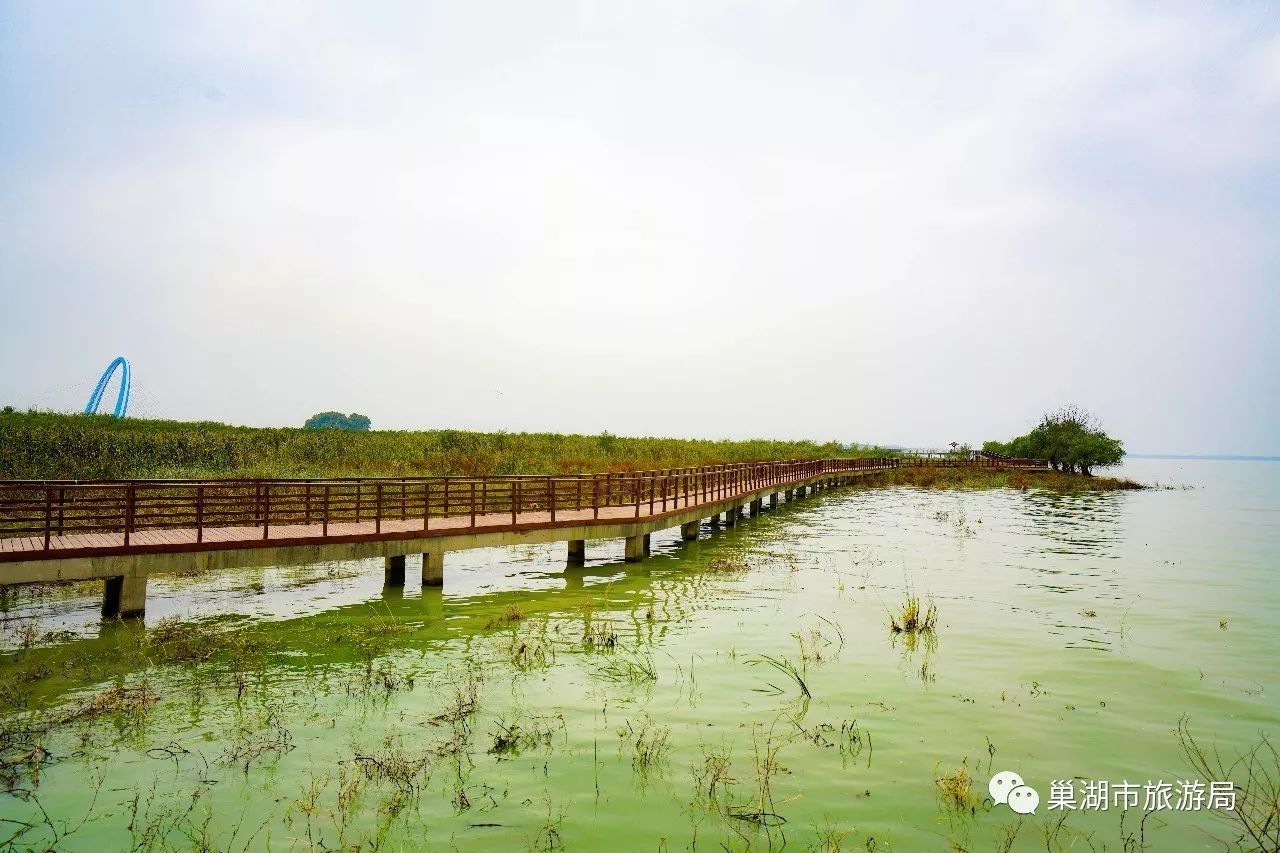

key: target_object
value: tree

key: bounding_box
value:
[985,406,1123,475]
[303,411,372,431]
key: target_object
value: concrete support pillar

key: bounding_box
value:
[624,534,646,562]
[102,572,148,619]
[725,508,737,527]
[785,489,794,501]
[680,520,699,541]
[708,513,720,527]
[422,551,444,587]
[770,493,779,509]
[384,555,406,587]
[798,486,808,499]
[567,539,586,565]
[750,498,762,515]
[643,533,651,556]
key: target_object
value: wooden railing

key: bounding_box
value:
[0,458,901,551]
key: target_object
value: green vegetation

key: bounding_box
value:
[858,465,1143,492]
[984,405,1124,476]
[303,411,372,431]
[0,410,874,480]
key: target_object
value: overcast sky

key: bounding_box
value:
[1,2,1277,454]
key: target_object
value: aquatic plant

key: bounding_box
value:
[888,593,938,634]
[746,654,811,699]
[936,765,978,814]
[597,648,658,684]
[620,715,671,778]
[1178,716,1280,852]
[484,603,525,629]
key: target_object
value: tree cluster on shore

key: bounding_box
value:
[984,406,1124,476]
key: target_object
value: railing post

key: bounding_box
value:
[424,481,431,531]
[43,487,52,550]
[375,483,382,534]
[593,475,600,519]
[196,485,204,544]
[323,484,330,536]
[512,479,520,524]
[124,484,134,546]
[471,481,477,528]
[549,478,556,522]
[264,484,271,539]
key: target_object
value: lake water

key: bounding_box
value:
[0,459,1275,850]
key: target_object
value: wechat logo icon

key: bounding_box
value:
[990,771,1039,815]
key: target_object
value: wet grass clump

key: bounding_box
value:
[483,604,525,629]
[936,765,978,814]
[888,593,938,634]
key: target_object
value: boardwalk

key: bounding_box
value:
[0,455,1047,616]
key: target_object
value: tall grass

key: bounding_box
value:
[0,411,888,480]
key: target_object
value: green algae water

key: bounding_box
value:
[0,459,1275,850]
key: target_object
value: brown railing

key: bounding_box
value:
[0,458,902,553]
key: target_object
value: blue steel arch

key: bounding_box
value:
[84,357,132,418]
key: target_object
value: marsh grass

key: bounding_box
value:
[222,702,295,773]
[746,654,811,699]
[888,593,938,634]
[692,742,737,809]
[0,410,869,480]
[597,647,658,684]
[582,616,619,650]
[936,765,979,815]
[725,721,789,833]
[484,603,525,629]
[619,714,671,779]
[1178,716,1280,852]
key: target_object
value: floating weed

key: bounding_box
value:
[706,557,750,575]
